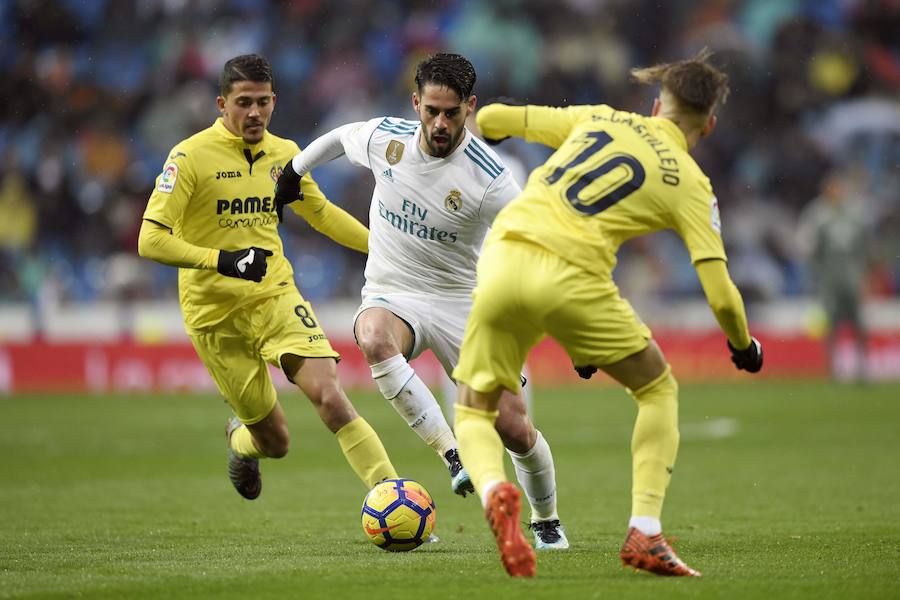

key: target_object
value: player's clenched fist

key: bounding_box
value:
[217,247,274,282]
[274,160,303,223]
[727,337,763,373]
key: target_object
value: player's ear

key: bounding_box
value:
[467,94,477,113]
[412,92,420,112]
[701,114,717,138]
[465,111,480,137]
[650,97,662,116]
[216,96,226,114]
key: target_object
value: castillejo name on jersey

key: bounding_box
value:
[378,198,459,243]
[594,111,681,186]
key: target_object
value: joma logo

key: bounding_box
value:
[216,170,242,179]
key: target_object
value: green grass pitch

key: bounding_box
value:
[2,381,899,599]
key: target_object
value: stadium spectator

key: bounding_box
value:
[0,0,897,308]
[798,168,873,382]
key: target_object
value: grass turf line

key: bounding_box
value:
[1,381,898,599]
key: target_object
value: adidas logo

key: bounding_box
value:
[381,168,394,182]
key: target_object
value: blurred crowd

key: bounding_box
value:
[1,0,898,310]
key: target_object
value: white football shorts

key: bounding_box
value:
[354,292,471,378]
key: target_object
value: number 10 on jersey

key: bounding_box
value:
[544,131,646,215]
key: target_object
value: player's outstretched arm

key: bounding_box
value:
[290,193,369,254]
[476,103,527,145]
[477,103,588,149]
[695,258,763,373]
[292,124,357,177]
[275,123,364,223]
[275,156,368,254]
[137,219,273,283]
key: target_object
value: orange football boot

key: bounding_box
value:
[485,482,536,577]
[620,527,701,577]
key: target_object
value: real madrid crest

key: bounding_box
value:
[386,140,405,165]
[444,189,462,212]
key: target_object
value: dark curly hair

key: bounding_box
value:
[414,53,477,101]
[220,54,274,97]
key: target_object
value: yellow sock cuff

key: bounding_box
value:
[629,364,674,398]
[335,416,373,448]
[230,424,265,458]
[336,417,398,488]
[454,404,506,499]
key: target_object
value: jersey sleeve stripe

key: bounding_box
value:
[467,140,504,174]
[379,124,417,133]
[464,147,501,178]
[381,118,418,131]
[376,124,417,136]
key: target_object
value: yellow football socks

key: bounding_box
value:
[628,365,680,519]
[454,404,507,503]
[229,423,266,458]
[336,417,399,488]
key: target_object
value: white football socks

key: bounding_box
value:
[507,430,559,522]
[370,354,457,463]
[629,516,662,536]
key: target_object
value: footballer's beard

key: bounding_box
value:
[425,127,462,158]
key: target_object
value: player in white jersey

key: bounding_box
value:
[275,53,567,549]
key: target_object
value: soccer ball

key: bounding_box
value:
[361,478,436,551]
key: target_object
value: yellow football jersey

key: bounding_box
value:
[482,104,726,277]
[143,118,329,331]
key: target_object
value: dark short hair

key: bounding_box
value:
[414,53,477,101]
[220,54,274,97]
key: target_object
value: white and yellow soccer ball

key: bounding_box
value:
[361,478,436,551]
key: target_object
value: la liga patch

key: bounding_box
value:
[710,196,722,234]
[157,162,179,193]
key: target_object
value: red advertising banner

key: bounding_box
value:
[2,330,898,393]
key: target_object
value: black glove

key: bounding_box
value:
[274,160,303,223]
[728,337,763,373]
[574,365,598,379]
[479,96,526,145]
[217,247,274,283]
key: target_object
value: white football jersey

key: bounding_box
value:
[341,117,521,297]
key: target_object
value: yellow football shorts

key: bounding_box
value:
[453,239,651,394]
[189,287,339,424]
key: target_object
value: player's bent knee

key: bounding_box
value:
[356,332,400,363]
[457,383,504,410]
